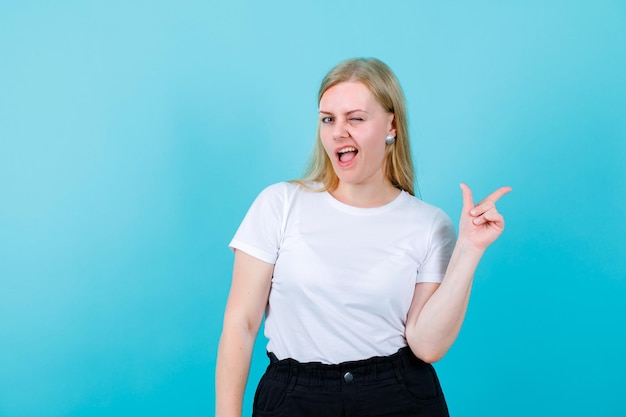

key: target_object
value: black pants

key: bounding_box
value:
[252,347,449,417]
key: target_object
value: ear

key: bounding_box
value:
[388,114,397,137]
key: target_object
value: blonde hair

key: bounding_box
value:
[297,58,416,196]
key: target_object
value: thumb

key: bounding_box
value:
[460,183,474,211]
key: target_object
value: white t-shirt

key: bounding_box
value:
[229,182,456,364]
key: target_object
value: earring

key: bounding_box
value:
[385,135,396,145]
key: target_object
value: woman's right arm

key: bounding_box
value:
[216,250,274,417]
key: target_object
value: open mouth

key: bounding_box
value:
[337,147,358,163]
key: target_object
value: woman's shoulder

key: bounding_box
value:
[401,193,454,225]
[401,192,441,212]
[259,181,322,196]
[253,181,323,206]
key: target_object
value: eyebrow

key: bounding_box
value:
[319,109,369,115]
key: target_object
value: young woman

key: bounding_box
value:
[216,58,511,417]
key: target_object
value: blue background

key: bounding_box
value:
[1,1,625,416]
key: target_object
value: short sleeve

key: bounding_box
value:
[416,210,457,283]
[228,183,289,264]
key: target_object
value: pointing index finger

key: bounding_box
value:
[483,186,512,204]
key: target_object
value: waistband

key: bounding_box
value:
[265,347,427,386]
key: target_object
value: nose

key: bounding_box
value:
[332,120,348,140]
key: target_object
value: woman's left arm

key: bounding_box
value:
[405,183,512,363]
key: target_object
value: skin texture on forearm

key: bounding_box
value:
[215,323,256,417]
[216,251,274,417]
[405,239,485,363]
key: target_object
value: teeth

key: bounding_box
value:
[337,147,357,154]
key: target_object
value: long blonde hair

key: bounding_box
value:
[297,58,416,196]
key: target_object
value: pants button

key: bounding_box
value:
[343,371,354,383]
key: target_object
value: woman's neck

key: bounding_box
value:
[329,181,401,208]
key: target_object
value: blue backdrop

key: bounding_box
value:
[1,1,625,416]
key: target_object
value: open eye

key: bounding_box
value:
[321,116,333,123]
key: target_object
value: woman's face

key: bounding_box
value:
[319,81,396,188]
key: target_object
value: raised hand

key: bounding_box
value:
[459,183,512,251]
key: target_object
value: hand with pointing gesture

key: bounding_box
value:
[459,183,512,251]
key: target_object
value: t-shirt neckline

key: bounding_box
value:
[322,189,408,215]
